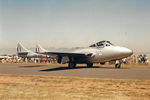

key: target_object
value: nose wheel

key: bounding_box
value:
[115,60,121,68]
[115,63,121,68]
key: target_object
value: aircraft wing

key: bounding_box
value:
[41,52,87,57]
[36,44,91,57]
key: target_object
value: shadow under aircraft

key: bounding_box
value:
[39,66,128,72]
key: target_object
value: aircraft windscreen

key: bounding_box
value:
[89,41,113,47]
[106,41,113,45]
[89,44,96,47]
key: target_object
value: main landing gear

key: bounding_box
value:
[87,63,93,68]
[68,62,76,68]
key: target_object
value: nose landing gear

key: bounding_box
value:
[115,63,121,68]
[115,60,121,68]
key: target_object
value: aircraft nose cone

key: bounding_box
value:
[119,47,133,56]
[125,48,133,56]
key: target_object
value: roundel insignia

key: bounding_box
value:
[19,48,21,52]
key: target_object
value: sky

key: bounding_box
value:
[0,0,150,52]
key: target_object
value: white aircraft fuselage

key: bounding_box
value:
[72,45,132,63]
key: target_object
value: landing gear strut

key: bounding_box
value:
[68,56,76,68]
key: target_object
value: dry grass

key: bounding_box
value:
[0,74,150,100]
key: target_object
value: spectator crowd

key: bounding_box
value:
[0,54,149,65]
[122,54,149,64]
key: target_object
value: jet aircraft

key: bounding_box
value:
[35,41,133,68]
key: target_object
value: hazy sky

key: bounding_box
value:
[0,0,150,52]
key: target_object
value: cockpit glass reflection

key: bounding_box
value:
[89,40,113,48]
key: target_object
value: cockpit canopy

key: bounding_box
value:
[89,41,113,47]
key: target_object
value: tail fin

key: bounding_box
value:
[17,43,49,58]
[36,44,48,53]
[17,43,29,53]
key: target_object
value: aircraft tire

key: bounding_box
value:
[87,63,93,68]
[68,63,76,68]
[115,64,121,68]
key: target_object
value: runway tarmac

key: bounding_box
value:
[0,63,150,80]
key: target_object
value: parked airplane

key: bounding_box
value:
[17,43,50,58]
[36,40,133,68]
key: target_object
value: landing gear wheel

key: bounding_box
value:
[68,63,76,68]
[87,63,93,68]
[115,64,121,68]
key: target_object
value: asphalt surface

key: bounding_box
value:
[0,63,150,80]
